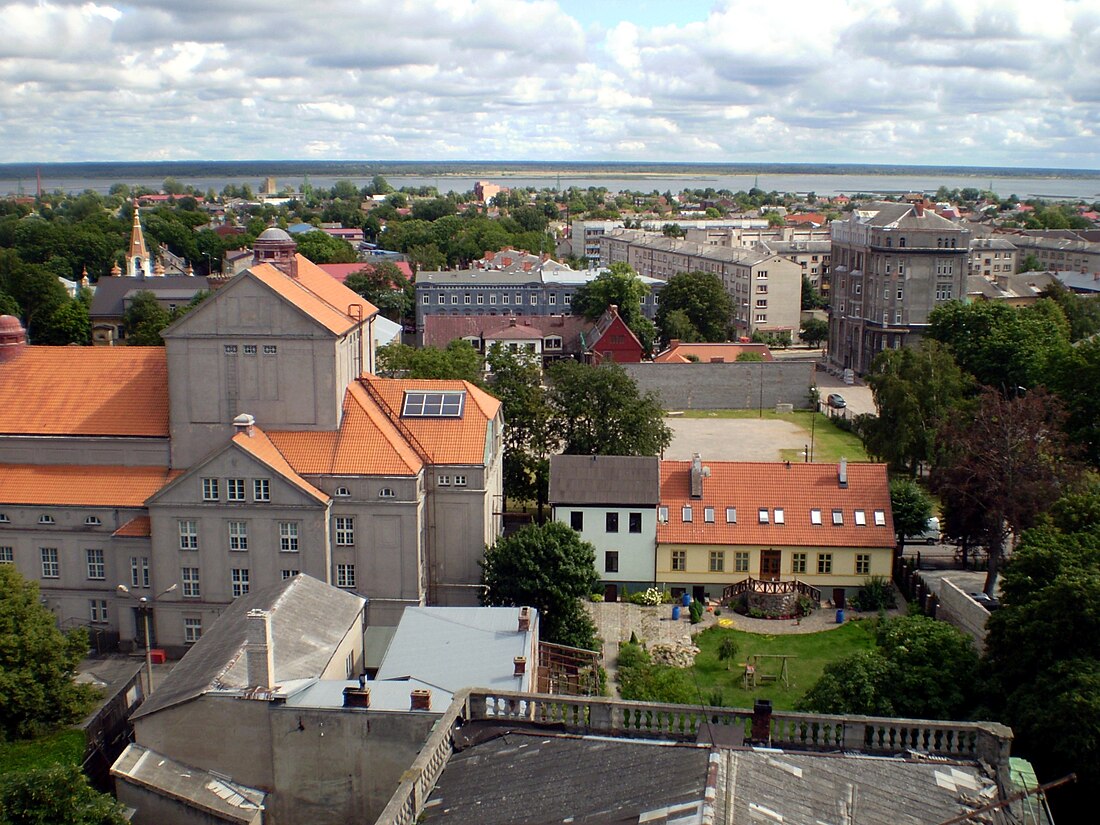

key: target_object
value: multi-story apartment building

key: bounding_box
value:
[0,227,503,653]
[600,229,803,338]
[570,219,625,264]
[829,202,970,374]
[1002,230,1100,274]
[754,239,832,295]
[968,238,1018,279]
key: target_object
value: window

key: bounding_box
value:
[438,294,445,305]
[758,508,769,524]
[709,550,725,572]
[401,390,466,417]
[774,508,785,525]
[279,522,299,552]
[379,487,395,498]
[606,512,619,533]
[231,568,250,597]
[0,547,12,564]
[792,553,807,574]
[502,293,510,304]
[253,479,270,501]
[671,550,686,571]
[489,294,497,304]
[454,475,467,486]
[682,506,693,523]
[179,520,198,550]
[755,313,767,322]
[873,510,887,526]
[529,294,537,305]
[629,512,642,533]
[228,521,248,550]
[704,507,715,523]
[244,344,257,355]
[423,295,430,305]
[564,293,572,306]
[464,294,471,305]
[86,548,105,580]
[40,548,59,578]
[337,564,356,588]
[85,515,102,526]
[263,345,277,355]
[856,554,871,575]
[897,287,904,300]
[570,511,583,531]
[476,294,484,305]
[935,283,953,301]
[335,486,351,497]
[451,295,459,305]
[335,517,355,546]
[0,514,8,523]
[184,618,202,644]
[854,510,867,526]
[130,556,149,588]
[281,569,300,580]
[605,551,619,573]
[548,294,557,305]
[438,474,451,486]
[39,514,55,525]
[90,599,108,623]
[658,506,669,523]
[182,567,200,597]
[810,508,822,525]
[227,479,246,501]
[735,551,750,573]
[895,310,902,324]
[224,344,238,354]
[832,509,843,525]
[755,299,768,308]
[545,336,562,350]
[817,553,833,574]
[726,507,737,524]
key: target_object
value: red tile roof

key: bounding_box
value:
[114,516,151,537]
[0,347,169,437]
[653,343,774,363]
[230,427,329,503]
[247,256,378,336]
[0,465,179,507]
[318,261,413,283]
[658,461,894,548]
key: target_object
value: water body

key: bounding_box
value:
[2,163,1099,201]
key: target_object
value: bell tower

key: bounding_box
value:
[127,205,155,278]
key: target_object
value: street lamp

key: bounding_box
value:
[117,582,177,696]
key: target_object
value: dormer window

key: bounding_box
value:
[545,336,562,351]
[335,487,351,498]
[85,516,102,526]
[658,506,669,523]
[39,515,55,525]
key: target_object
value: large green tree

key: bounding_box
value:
[546,360,671,457]
[0,765,127,825]
[889,478,934,556]
[654,270,733,343]
[0,567,98,740]
[1039,281,1100,342]
[294,230,357,264]
[344,261,413,323]
[571,262,657,355]
[480,521,599,649]
[122,291,171,346]
[1049,337,1100,466]
[799,317,829,348]
[376,340,484,384]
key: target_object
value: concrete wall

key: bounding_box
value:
[619,361,815,410]
[116,779,262,825]
[0,435,170,466]
[933,577,990,652]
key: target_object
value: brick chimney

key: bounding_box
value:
[343,684,371,708]
[245,609,275,689]
[233,413,256,438]
[518,606,531,632]
[914,201,925,217]
[410,689,431,711]
[513,656,527,677]
[751,699,773,743]
[690,453,704,499]
[0,315,27,363]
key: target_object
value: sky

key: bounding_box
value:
[1,0,1098,168]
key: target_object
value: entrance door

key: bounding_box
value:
[832,588,846,610]
[760,550,781,581]
[603,583,618,603]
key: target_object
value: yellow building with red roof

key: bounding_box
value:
[0,229,503,651]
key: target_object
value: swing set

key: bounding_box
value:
[742,654,796,689]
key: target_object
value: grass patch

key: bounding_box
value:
[0,729,85,776]
[673,410,868,463]
[689,622,877,711]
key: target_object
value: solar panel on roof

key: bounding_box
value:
[401,390,466,418]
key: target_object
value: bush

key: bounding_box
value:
[797,596,817,616]
[627,586,664,606]
[855,576,895,612]
[689,599,704,623]
[714,608,722,616]
[589,593,604,602]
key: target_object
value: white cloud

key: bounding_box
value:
[0,0,1095,166]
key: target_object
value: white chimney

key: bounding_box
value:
[233,413,256,437]
[838,458,848,489]
[690,453,704,499]
[245,609,275,689]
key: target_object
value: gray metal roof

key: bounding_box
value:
[604,229,777,266]
[421,730,710,824]
[133,574,364,719]
[549,454,661,506]
[89,275,209,318]
[374,607,533,694]
[112,743,265,824]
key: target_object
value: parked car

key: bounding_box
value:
[826,393,846,409]
[969,592,1000,611]
[905,516,941,545]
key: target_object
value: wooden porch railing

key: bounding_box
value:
[721,578,821,604]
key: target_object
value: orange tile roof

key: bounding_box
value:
[0,465,179,507]
[0,347,168,437]
[361,376,501,465]
[246,256,378,336]
[114,516,151,537]
[267,383,423,477]
[653,343,774,363]
[658,461,894,548]
[230,427,330,503]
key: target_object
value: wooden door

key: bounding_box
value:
[760,550,781,581]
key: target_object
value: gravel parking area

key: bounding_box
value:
[665,418,808,461]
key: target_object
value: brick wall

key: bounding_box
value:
[619,361,815,410]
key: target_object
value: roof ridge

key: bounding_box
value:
[343,383,424,473]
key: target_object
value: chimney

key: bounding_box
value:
[233,413,256,438]
[245,609,275,689]
[914,201,925,217]
[710,357,725,363]
[669,339,681,348]
[838,458,848,489]
[343,685,371,708]
[751,699,773,743]
[518,606,531,632]
[513,656,527,677]
[410,689,431,711]
[0,315,27,363]
[690,453,704,499]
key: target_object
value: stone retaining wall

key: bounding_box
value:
[620,361,815,410]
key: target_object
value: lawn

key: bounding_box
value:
[0,729,85,775]
[675,409,869,463]
[688,621,877,711]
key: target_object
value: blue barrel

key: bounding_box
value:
[682,593,692,608]
[836,609,845,623]
[672,605,681,620]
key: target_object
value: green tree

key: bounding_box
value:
[36,296,90,346]
[659,309,703,344]
[798,649,897,716]
[1038,280,1100,342]
[571,262,657,354]
[863,341,970,475]
[294,230,357,264]
[1017,253,1042,273]
[162,176,185,195]
[0,566,98,740]
[1049,338,1100,465]
[122,291,171,346]
[799,317,828,348]
[376,340,483,384]
[344,262,413,322]
[889,478,934,556]
[655,270,733,343]
[480,521,599,649]
[0,764,127,825]
[546,361,671,457]
[717,636,739,671]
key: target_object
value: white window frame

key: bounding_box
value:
[758,508,769,524]
[682,506,693,523]
[774,508,785,525]
[810,508,822,525]
[874,510,887,526]
[89,599,108,624]
[281,569,300,580]
[228,521,248,550]
[704,507,715,523]
[0,546,13,564]
[253,478,271,502]
[337,563,356,588]
[279,522,299,553]
[182,567,200,597]
[231,568,250,597]
[725,507,737,523]
[184,617,202,644]
[832,509,844,525]
[40,547,59,578]
[335,517,355,546]
[854,510,867,526]
[227,478,246,501]
[179,520,198,550]
[86,548,105,580]
[131,556,150,588]
[202,478,219,501]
